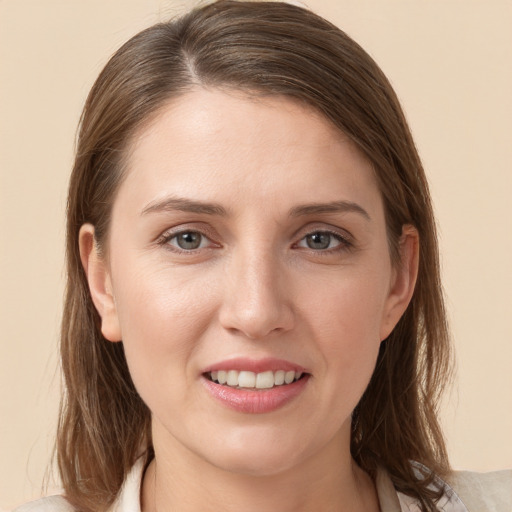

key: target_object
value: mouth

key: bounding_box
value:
[204,369,306,390]
[201,358,310,413]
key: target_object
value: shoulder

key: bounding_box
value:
[11,495,74,512]
[11,457,146,512]
[446,469,512,512]
[393,463,511,512]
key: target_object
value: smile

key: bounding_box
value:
[202,371,310,414]
[207,370,304,389]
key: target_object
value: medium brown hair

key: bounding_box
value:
[58,2,452,510]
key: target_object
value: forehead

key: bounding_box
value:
[117,88,383,217]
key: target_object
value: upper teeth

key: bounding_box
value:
[209,370,303,389]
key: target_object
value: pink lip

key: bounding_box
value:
[202,357,306,374]
[202,376,309,414]
[201,358,310,414]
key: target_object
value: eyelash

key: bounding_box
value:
[157,229,219,253]
[157,228,353,255]
[294,230,353,254]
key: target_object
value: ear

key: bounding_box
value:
[79,224,122,342]
[380,225,419,341]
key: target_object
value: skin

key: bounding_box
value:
[80,89,419,512]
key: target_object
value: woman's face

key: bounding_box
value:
[83,89,416,476]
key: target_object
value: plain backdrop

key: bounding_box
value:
[1,0,511,509]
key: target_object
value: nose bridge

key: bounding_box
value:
[219,242,294,339]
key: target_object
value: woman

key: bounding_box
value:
[14,1,510,511]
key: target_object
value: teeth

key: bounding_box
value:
[284,370,295,384]
[274,370,285,385]
[238,371,256,388]
[255,370,274,389]
[227,370,238,386]
[208,369,304,389]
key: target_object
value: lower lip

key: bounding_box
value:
[201,375,310,414]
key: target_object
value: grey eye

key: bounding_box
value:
[306,232,335,250]
[172,231,204,250]
[297,231,343,250]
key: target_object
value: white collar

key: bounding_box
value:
[108,458,469,512]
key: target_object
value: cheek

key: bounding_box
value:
[302,269,389,395]
[306,266,389,344]
[110,263,217,398]
[315,296,382,379]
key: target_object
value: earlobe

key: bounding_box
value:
[79,224,122,342]
[380,225,419,341]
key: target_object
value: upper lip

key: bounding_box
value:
[202,357,307,374]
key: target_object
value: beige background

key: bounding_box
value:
[1,0,511,509]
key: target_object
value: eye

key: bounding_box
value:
[296,231,347,251]
[165,230,212,251]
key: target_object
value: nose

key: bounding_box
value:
[218,249,295,340]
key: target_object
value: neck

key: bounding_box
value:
[142,424,379,512]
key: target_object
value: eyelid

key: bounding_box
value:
[294,222,354,243]
[155,222,355,254]
[292,224,355,253]
[156,223,221,251]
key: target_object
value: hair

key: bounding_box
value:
[58,1,452,511]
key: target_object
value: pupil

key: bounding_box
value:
[307,232,330,249]
[178,232,201,249]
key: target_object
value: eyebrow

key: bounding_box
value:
[141,197,227,216]
[289,200,371,220]
[141,196,370,221]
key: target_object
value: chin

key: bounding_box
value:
[209,449,301,477]
[195,426,320,477]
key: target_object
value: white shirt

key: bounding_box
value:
[13,458,512,512]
